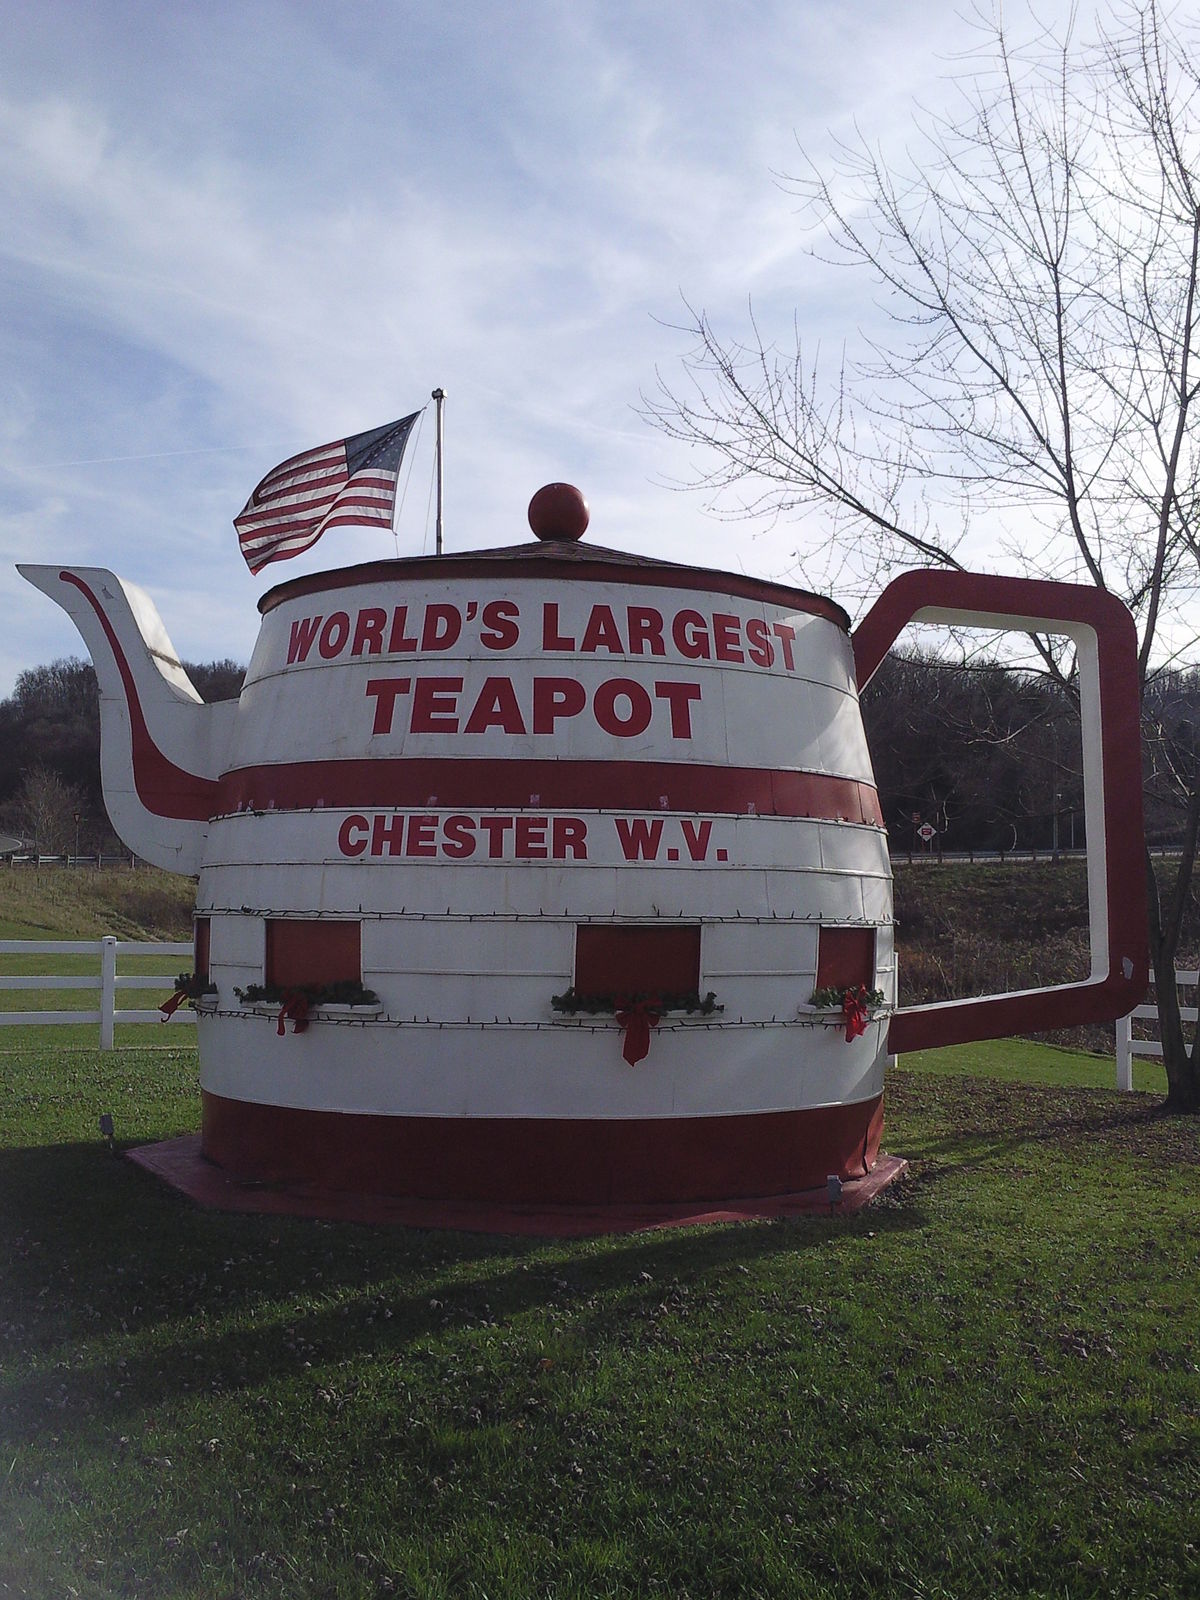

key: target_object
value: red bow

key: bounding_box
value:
[277,990,311,1035]
[615,994,662,1065]
[159,989,188,1019]
[842,985,870,1043]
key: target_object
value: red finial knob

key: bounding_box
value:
[528,482,589,541]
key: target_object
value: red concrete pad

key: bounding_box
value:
[126,1135,908,1236]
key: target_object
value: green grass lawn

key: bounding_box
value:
[902,1037,1166,1094]
[2,1033,1198,1600]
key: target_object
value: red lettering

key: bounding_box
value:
[318,611,350,659]
[411,677,462,733]
[388,605,418,653]
[532,676,587,733]
[421,604,461,651]
[771,621,797,671]
[351,608,387,657]
[515,816,548,858]
[365,677,411,734]
[654,681,701,738]
[580,604,623,654]
[345,810,603,863]
[479,816,514,858]
[680,818,713,861]
[553,817,588,859]
[745,617,774,667]
[287,615,322,664]
[405,814,437,857]
[370,813,406,856]
[442,814,477,859]
[712,612,743,663]
[626,606,665,656]
[338,814,369,856]
[672,609,710,660]
[615,817,663,860]
[594,678,653,736]
[463,677,527,735]
[480,600,520,650]
[542,603,575,651]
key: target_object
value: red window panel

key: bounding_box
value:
[816,927,876,992]
[265,920,361,990]
[194,916,210,981]
[574,924,701,997]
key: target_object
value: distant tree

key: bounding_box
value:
[0,659,100,810]
[3,764,86,856]
[1142,669,1200,854]
[646,1,1200,1108]
[861,652,1083,856]
[183,659,246,703]
[0,656,247,849]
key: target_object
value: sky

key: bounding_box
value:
[0,0,1098,695]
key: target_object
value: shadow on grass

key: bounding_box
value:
[0,1136,925,1448]
[888,1070,1200,1175]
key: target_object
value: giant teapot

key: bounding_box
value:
[21,501,1147,1207]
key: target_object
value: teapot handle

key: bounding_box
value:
[852,571,1147,1054]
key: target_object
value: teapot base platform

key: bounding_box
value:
[126,1133,908,1235]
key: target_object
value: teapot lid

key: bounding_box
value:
[258,482,850,630]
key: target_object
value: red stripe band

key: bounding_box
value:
[319,511,392,530]
[201,1090,885,1204]
[238,484,397,544]
[255,467,349,503]
[216,757,884,824]
[245,501,392,546]
[256,448,347,492]
[238,488,351,533]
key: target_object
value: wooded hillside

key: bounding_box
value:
[0,657,244,854]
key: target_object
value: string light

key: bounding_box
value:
[197,905,893,927]
[193,1007,882,1032]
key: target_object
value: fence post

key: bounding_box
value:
[1115,1013,1133,1092]
[100,936,117,1050]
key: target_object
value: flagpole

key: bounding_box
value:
[431,388,445,555]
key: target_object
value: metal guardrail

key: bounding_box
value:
[893,847,1184,864]
[4,848,1188,869]
[0,936,193,1049]
[1114,969,1197,1091]
[3,854,139,868]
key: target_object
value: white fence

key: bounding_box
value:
[1115,968,1197,1091]
[0,936,193,1049]
[3,936,1189,1077]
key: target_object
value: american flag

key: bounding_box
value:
[235,413,420,575]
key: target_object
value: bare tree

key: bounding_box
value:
[645,0,1200,1109]
[4,765,86,857]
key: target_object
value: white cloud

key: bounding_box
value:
[1,0,1113,696]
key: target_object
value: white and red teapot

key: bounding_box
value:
[21,492,1146,1207]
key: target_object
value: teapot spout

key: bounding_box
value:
[17,565,235,875]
